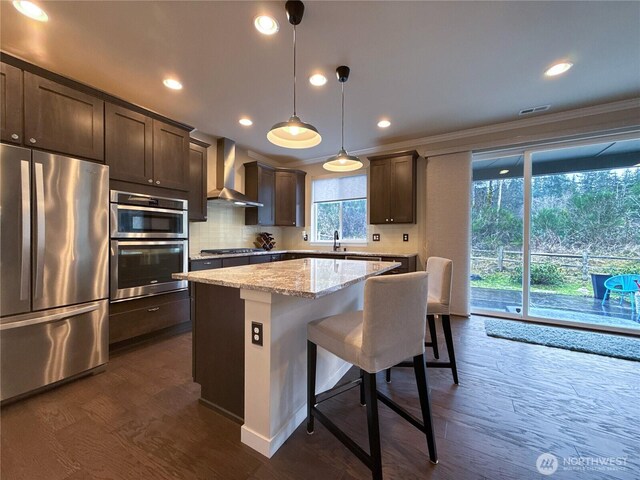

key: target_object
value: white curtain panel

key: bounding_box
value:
[425,151,472,317]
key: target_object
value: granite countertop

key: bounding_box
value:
[173,258,401,299]
[189,249,417,261]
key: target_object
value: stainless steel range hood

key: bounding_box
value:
[207,138,263,207]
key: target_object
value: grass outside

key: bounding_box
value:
[471,271,592,297]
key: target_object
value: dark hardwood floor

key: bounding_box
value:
[1,316,638,479]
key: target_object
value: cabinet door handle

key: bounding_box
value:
[147,307,160,312]
[11,133,19,140]
[148,179,153,183]
[156,180,161,185]
[385,218,389,222]
[29,138,37,144]
[390,218,394,222]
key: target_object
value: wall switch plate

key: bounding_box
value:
[372,233,380,242]
[403,233,409,242]
[251,322,263,346]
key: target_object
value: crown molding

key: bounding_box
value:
[247,149,283,168]
[290,98,640,167]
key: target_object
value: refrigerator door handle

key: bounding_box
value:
[34,161,45,300]
[20,160,30,301]
[0,303,99,331]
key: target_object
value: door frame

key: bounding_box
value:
[471,131,640,337]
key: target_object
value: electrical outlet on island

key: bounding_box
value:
[403,233,409,242]
[372,233,380,242]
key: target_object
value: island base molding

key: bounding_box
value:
[240,285,364,458]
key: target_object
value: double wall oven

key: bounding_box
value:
[110,191,188,301]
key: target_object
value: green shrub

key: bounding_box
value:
[609,262,640,276]
[510,263,564,286]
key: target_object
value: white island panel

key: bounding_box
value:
[240,282,364,457]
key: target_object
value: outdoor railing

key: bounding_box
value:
[471,248,640,280]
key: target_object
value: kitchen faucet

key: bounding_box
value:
[333,230,340,252]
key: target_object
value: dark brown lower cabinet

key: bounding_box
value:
[381,256,416,275]
[190,259,222,271]
[109,290,190,346]
[222,256,250,268]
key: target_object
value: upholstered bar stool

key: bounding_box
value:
[425,257,458,384]
[307,272,437,480]
[386,257,458,385]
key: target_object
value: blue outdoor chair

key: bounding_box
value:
[601,274,640,314]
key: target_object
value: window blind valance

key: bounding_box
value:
[312,175,366,203]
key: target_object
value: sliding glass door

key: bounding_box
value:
[471,136,640,335]
[471,155,524,317]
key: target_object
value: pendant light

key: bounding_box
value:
[323,66,363,172]
[267,1,321,149]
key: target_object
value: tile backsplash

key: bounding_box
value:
[189,202,282,255]
[281,224,423,255]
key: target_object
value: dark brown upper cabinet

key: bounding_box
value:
[0,62,23,145]
[106,108,190,191]
[368,150,418,224]
[105,103,153,184]
[188,140,209,221]
[275,169,306,227]
[244,161,276,226]
[152,120,190,191]
[24,72,104,161]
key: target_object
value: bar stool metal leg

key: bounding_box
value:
[364,373,383,480]
[427,315,439,359]
[412,354,438,464]
[360,369,366,406]
[441,315,458,385]
[307,340,317,434]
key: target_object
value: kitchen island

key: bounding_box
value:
[174,258,400,458]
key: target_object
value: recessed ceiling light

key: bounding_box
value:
[545,62,573,77]
[499,169,509,175]
[309,74,327,87]
[13,1,48,21]
[254,15,279,35]
[163,78,183,90]
[239,118,253,126]
[377,120,391,128]
[635,163,640,167]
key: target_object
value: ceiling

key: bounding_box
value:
[2,1,639,164]
[473,138,640,180]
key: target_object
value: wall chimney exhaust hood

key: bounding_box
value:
[207,138,263,207]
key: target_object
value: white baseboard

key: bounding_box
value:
[240,361,353,458]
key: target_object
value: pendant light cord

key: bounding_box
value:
[293,25,297,116]
[341,82,345,151]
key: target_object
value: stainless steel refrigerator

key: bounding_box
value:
[1,144,109,402]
